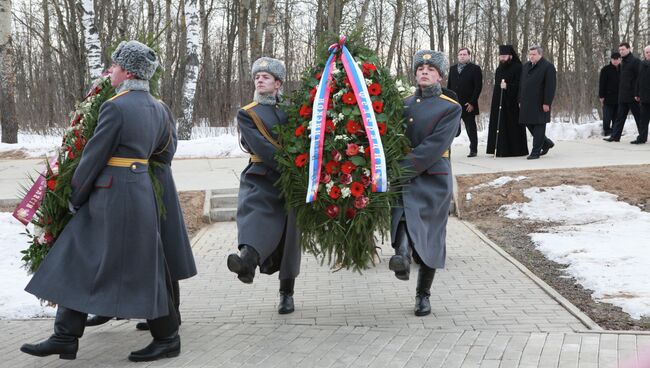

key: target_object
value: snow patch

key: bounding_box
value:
[470,175,527,190]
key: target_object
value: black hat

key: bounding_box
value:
[498,45,515,56]
[610,51,621,59]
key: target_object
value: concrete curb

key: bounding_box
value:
[461,220,603,332]
[0,198,20,207]
[202,190,212,224]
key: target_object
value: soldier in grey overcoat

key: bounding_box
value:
[518,45,556,159]
[21,41,181,363]
[389,50,462,317]
[226,57,301,315]
[85,111,198,330]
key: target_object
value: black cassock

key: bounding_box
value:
[486,60,529,157]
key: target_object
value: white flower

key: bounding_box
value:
[363,169,371,176]
[396,80,403,87]
[409,86,416,94]
[341,187,351,198]
[325,181,334,191]
[33,225,44,238]
[332,68,341,75]
[397,86,406,93]
[365,79,373,86]
[359,146,365,153]
[335,135,349,141]
[333,90,344,100]
[338,113,345,121]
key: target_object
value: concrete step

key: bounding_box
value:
[211,193,238,208]
[210,208,237,222]
[211,188,239,195]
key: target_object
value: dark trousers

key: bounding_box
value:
[611,102,641,140]
[526,124,552,155]
[462,114,478,153]
[602,104,618,135]
[639,103,650,143]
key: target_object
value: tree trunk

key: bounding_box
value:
[386,0,403,70]
[238,0,251,104]
[178,0,201,140]
[262,0,275,56]
[0,0,18,143]
[42,0,54,128]
[78,0,102,79]
[506,0,516,45]
[426,0,435,49]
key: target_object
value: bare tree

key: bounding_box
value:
[0,0,18,143]
[78,0,103,79]
[178,0,201,139]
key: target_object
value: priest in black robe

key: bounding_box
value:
[486,45,529,157]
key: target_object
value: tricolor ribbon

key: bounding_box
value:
[305,37,388,203]
[13,155,59,225]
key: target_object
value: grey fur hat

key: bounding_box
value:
[251,57,286,82]
[111,40,158,81]
[412,50,448,77]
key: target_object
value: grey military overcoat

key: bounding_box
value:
[152,121,197,281]
[518,57,557,125]
[391,89,462,269]
[25,90,173,320]
[236,101,301,280]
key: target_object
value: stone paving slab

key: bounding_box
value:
[3,217,650,367]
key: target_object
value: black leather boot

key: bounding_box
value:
[138,279,182,331]
[21,307,86,360]
[227,245,259,284]
[278,279,295,314]
[414,266,436,316]
[389,222,411,280]
[85,315,112,327]
[128,334,181,362]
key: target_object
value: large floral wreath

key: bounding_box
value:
[275,38,411,271]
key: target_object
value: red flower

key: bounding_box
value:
[342,92,356,105]
[315,72,322,80]
[345,207,356,219]
[295,125,306,137]
[360,175,372,188]
[343,77,351,87]
[362,63,377,77]
[346,120,362,134]
[43,232,54,244]
[320,172,331,184]
[325,204,340,219]
[345,143,360,156]
[74,138,84,151]
[339,173,352,185]
[341,161,357,174]
[295,153,308,167]
[299,104,313,118]
[331,149,342,162]
[46,178,57,191]
[329,185,341,199]
[368,83,382,96]
[325,119,335,133]
[350,182,365,197]
[372,101,384,113]
[377,122,387,135]
[354,195,369,209]
[71,114,81,126]
[325,160,340,174]
[67,148,75,160]
[309,87,318,103]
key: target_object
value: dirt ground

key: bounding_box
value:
[456,164,650,331]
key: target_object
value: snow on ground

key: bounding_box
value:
[0,213,55,319]
[469,175,527,190]
[499,184,650,319]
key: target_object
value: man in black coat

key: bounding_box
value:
[447,48,483,157]
[634,45,650,144]
[606,42,642,143]
[518,45,556,160]
[598,51,621,136]
[486,45,528,157]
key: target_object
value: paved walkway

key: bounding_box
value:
[1,137,649,367]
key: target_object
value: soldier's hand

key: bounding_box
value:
[599,98,604,104]
[465,103,474,112]
[542,104,550,112]
[635,97,641,102]
[500,79,507,89]
[68,200,78,215]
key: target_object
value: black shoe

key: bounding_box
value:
[85,315,112,327]
[278,279,295,314]
[630,140,645,144]
[20,337,78,360]
[526,154,540,160]
[467,151,477,157]
[136,322,150,331]
[540,141,554,156]
[128,335,181,362]
[414,267,435,317]
[389,222,411,281]
[227,245,259,284]
[603,137,619,142]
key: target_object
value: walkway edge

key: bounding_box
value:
[460,220,603,332]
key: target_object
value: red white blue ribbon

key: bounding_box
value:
[305,52,336,203]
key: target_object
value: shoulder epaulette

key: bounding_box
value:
[109,90,130,101]
[439,94,460,106]
[242,101,258,111]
